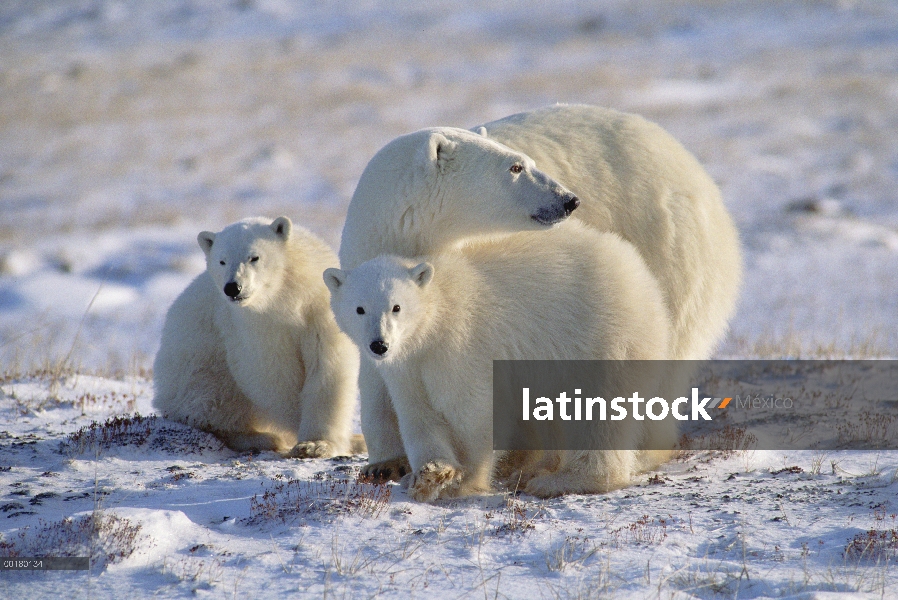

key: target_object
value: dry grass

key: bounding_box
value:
[544,535,599,573]
[837,412,897,448]
[844,529,898,563]
[62,414,155,454]
[722,332,893,360]
[246,472,392,525]
[609,515,670,547]
[492,494,544,536]
[0,511,144,571]
[677,424,758,458]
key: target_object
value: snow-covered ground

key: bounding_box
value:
[3,375,897,598]
[1,0,897,597]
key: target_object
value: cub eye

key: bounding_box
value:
[356,307,365,315]
[250,256,260,263]
[219,260,226,266]
[392,305,401,313]
[510,164,523,174]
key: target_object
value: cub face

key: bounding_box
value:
[198,216,292,310]
[324,257,433,364]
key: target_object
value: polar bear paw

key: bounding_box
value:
[523,470,629,498]
[219,431,281,453]
[408,461,463,502]
[361,456,411,482]
[287,440,334,459]
[522,473,574,498]
[494,450,559,492]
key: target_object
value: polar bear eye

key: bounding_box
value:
[510,164,523,174]
[356,307,365,315]
[250,256,259,263]
[219,260,226,266]
[392,305,401,313]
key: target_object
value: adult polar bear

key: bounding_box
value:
[153,217,360,457]
[339,104,742,479]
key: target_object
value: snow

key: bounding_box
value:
[1,0,897,597]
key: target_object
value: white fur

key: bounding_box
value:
[326,222,674,501]
[153,217,360,457]
[339,105,742,475]
[340,126,580,263]
[472,105,742,360]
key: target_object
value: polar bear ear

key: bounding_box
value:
[271,216,292,240]
[409,262,434,288]
[197,231,215,257]
[323,268,346,293]
[474,126,488,137]
[420,132,457,174]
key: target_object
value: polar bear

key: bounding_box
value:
[153,216,360,458]
[325,221,674,501]
[339,104,741,479]
[471,105,742,360]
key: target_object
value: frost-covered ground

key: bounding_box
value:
[1,0,897,597]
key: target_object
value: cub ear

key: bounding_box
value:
[197,231,215,257]
[409,262,434,288]
[271,216,292,240]
[419,132,457,174]
[474,126,488,137]
[323,268,347,293]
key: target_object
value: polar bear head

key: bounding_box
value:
[324,256,434,364]
[340,127,579,266]
[198,216,294,310]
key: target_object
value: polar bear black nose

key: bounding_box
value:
[370,340,389,355]
[563,195,580,215]
[223,282,241,298]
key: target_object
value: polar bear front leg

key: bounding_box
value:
[359,364,409,481]
[287,330,360,459]
[389,390,462,501]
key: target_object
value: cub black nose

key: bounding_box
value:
[563,195,580,215]
[224,282,241,298]
[370,340,389,355]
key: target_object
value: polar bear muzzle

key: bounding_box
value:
[532,191,580,225]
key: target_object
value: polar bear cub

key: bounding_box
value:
[153,216,360,457]
[325,221,673,501]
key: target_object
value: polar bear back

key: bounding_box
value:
[426,222,669,368]
[476,104,741,359]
